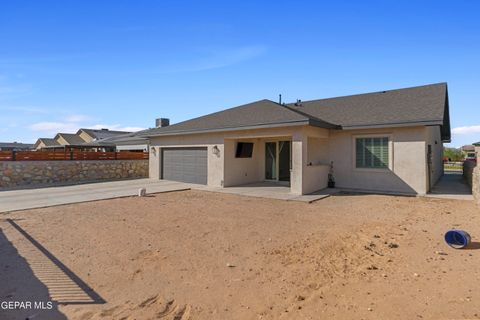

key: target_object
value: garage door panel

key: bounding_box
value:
[162,148,208,184]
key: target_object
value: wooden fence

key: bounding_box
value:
[0,151,148,161]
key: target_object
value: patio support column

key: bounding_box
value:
[149,146,161,179]
[291,130,307,195]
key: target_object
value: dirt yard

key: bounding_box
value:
[1,190,479,320]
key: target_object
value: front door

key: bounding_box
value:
[265,141,291,182]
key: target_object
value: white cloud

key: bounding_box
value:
[452,125,480,135]
[29,118,146,136]
[29,122,80,134]
[88,124,146,132]
[64,114,94,122]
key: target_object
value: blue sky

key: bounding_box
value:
[0,0,479,146]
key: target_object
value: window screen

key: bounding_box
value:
[356,137,389,168]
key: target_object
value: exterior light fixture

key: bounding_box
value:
[212,145,220,156]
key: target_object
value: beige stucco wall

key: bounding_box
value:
[223,138,264,187]
[78,130,95,142]
[149,124,431,195]
[327,126,429,195]
[56,135,70,146]
[34,140,46,150]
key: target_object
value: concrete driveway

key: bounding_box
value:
[0,179,338,213]
[0,179,190,213]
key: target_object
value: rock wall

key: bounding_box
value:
[473,166,480,205]
[463,161,476,187]
[0,160,148,189]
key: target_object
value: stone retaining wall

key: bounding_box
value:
[0,160,148,189]
[473,166,480,205]
[463,160,476,187]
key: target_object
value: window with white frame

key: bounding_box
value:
[355,137,389,168]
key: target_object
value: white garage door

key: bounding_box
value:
[161,148,208,185]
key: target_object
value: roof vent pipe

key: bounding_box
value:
[279,94,282,104]
[294,99,302,106]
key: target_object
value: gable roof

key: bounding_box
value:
[35,138,60,147]
[144,99,338,137]
[78,128,132,140]
[287,83,448,129]
[142,83,450,141]
[55,133,87,145]
[85,131,149,146]
[461,145,475,151]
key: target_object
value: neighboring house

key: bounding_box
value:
[54,133,88,146]
[143,83,450,196]
[34,138,60,150]
[77,128,131,142]
[471,142,480,161]
[94,132,150,151]
[461,144,477,160]
[34,128,134,151]
[0,142,34,151]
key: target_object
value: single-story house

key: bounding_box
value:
[76,128,132,142]
[470,142,480,161]
[33,138,60,150]
[84,118,166,151]
[34,128,133,151]
[0,142,34,151]
[142,83,450,196]
[461,145,475,152]
[461,145,477,160]
[94,132,150,152]
[54,133,87,146]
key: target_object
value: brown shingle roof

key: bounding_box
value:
[144,99,338,137]
[287,83,447,128]
[142,83,450,141]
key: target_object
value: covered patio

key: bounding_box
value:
[222,126,332,195]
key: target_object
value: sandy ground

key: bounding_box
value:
[1,190,480,320]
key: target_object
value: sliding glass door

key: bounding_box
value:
[278,141,290,181]
[265,142,277,180]
[265,141,290,182]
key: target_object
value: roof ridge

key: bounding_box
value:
[152,99,281,131]
[58,132,77,136]
[290,82,447,105]
[268,100,340,128]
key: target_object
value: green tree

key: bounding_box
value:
[443,147,463,161]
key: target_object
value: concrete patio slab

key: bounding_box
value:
[0,179,190,213]
[426,171,474,201]
[194,181,340,203]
